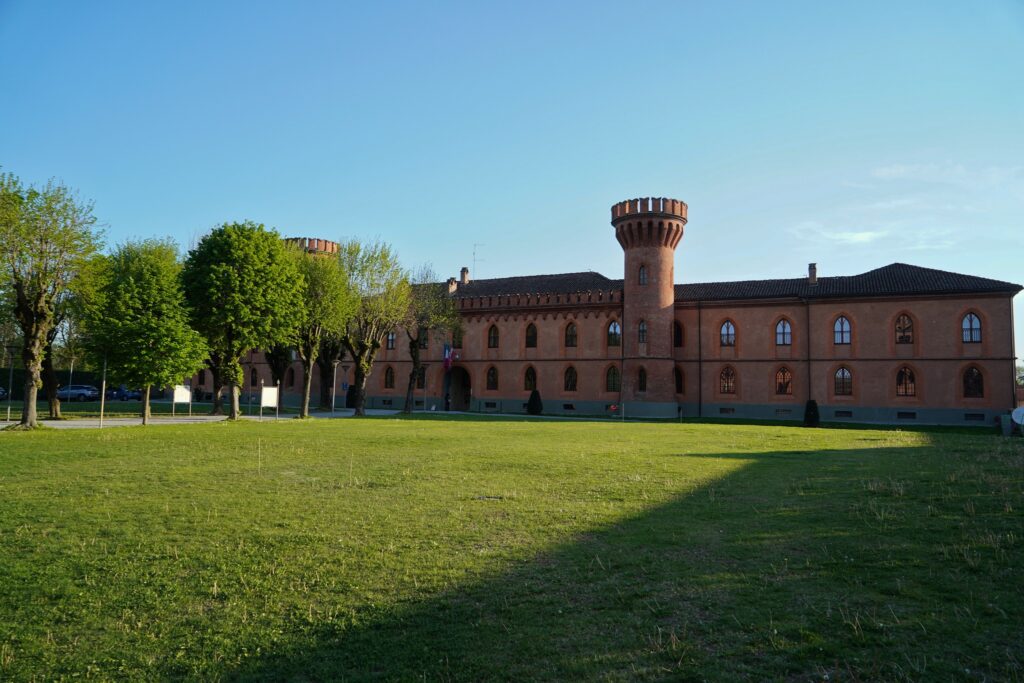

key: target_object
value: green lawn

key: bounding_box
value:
[0,417,1021,681]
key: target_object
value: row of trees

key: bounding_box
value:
[1,169,459,428]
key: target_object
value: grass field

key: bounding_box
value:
[0,417,1021,681]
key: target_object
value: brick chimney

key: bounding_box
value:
[808,263,818,286]
[460,267,470,285]
[446,277,457,293]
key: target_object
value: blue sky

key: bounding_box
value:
[2,1,1022,354]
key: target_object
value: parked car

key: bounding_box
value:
[120,388,142,400]
[56,385,100,402]
[0,386,7,400]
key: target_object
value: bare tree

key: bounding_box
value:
[402,265,460,413]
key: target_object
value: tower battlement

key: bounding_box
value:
[285,237,339,255]
[611,197,688,222]
[611,197,687,250]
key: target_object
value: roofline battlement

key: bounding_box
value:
[456,288,623,311]
[610,197,688,223]
[285,237,340,254]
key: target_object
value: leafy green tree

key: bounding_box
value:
[182,222,303,419]
[0,172,102,428]
[293,246,358,417]
[402,265,460,413]
[339,240,410,416]
[1016,363,1023,387]
[87,240,208,425]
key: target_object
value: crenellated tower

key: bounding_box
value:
[611,197,687,412]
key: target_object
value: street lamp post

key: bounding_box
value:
[331,359,340,415]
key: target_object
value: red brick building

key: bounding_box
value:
[201,198,1022,425]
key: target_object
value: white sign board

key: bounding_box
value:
[261,386,279,408]
[172,385,191,404]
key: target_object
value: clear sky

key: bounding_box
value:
[2,1,1022,355]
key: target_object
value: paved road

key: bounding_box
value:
[0,408,401,429]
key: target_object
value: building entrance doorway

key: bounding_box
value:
[449,367,471,411]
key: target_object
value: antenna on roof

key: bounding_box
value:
[473,243,485,279]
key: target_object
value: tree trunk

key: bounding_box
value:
[300,361,314,418]
[41,341,62,419]
[229,382,240,420]
[141,385,151,425]
[20,336,44,428]
[351,363,367,416]
[208,362,224,415]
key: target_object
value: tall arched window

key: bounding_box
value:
[487,325,499,349]
[720,367,736,394]
[673,321,683,348]
[638,265,648,286]
[674,367,683,394]
[775,367,792,395]
[486,366,498,390]
[564,366,577,391]
[286,367,295,388]
[638,368,647,392]
[834,316,851,345]
[606,366,621,392]
[895,314,913,344]
[565,323,577,348]
[720,321,736,347]
[386,331,396,350]
[607,321,622,347]
[834,367,852,395]
[384,366,395,389]
[416,366,426,389]
[963,367,984,397]
[962,313,982,343]
[775,319,792,346]
[524,366,536,391]
[250,368,258,387]
[638,320,648,344]
[198,369,206,386]
[896,367,915,396]
[525,323,537,348]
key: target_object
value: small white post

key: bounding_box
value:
[98,356,107,429]
[276,380,280,420]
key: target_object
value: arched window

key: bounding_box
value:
[834,367,852,395]
[286,367,295,388]
[607,321,622,347]
[486,366,498,390]
[564,366,578,392]
[416,366,426,389]
[720,321,736,347]
[452,328,463,349]
[638,320,648,344]
[386,331,396,350]
[250,368,258,387]
[834,316,851,345]
[197,369,206,386]
[775,319,792,346]
[638,265,648,286]
[524,366,536,391]
[673,321,683,348]
[525,323,537,348]
[896,367,915,396]
[487,325,499,349]
[775,367,792,395]
[674,367,683,394]
[638,368,647,392]
[963,367,984,397]
[962,313,981,343]
[719,367,736,394]
[565,323,577,348]
[606,366,621,392]
[895,314,913,344]
[384,366,395,389]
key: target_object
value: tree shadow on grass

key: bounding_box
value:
[227,441,1021,681]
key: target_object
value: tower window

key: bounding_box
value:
[524,366,536,391]
[525,323,537,348]
[962,313,981,343]
[606,366,621,392]
[895,314,913,344]
[719,367,736,394]
[775,319,792,346]
[564,366,577,392]
[720,321,736,347]
[487,325,499,348]
[834,316,851,345]
[638,368,647,392]
[834,367,852,396]
[486,366,498,390]
[565,323,577,348]
[896,367,915,396]
[384,366,395,389]
[673,321,683,348]
[638,320,647,344]
[638,265,648,286]
[607,321,622,347]
[775,367,792,395]
[963,367,984,398]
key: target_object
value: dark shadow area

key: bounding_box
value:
[219,437,1022,681]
